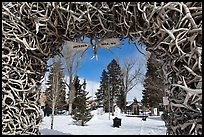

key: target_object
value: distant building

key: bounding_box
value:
[39,91,46,108]
[126,101,143,115]
[87,98,98,110]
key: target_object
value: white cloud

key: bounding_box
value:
[79,78,100,99]
[64,75,100,99]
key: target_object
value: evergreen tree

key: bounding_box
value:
[95,69,109,112]
[141,52,165,114]
[116,82,125,112]
[72,75,80,110]
[133,97,138,103]
[141,89,149,107]
[107,59,124,115]
[72,76,93,126]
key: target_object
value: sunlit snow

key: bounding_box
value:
[39,109,167,135]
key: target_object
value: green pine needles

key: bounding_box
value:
[71,76,93,126]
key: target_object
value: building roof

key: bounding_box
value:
[126,101,134,107]
[126,101,142,107]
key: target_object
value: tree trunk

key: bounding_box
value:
[111,101,114,116]
[157,104,160,116]
[68,103,72,115]
[51,102,55,129]
[68,88,76,114]
[124,92,127,113]
[51,86,56,129]
[51,62,59,129]
[51,72,56,130]
[68,82,76,115]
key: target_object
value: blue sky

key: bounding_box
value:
[63,38,147,81]
[43,38,147,101]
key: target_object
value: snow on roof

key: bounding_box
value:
[126,101,134,106]
[126,101,143,107]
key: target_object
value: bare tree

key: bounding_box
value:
[45,56,66,129]
[62,41,86,114]
[121,57,145,113]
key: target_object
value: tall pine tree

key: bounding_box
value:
[107,59,124,115]
[72,75,80,110]
[95,69,109,112]
[72,76,93,126]
[141,52,165,114]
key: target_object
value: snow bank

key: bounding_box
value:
[39,110,167,135]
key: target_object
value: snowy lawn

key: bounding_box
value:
[39,110,167,135]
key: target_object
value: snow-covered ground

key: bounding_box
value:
[39,110,167,135]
